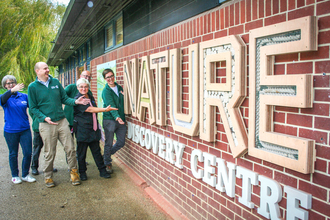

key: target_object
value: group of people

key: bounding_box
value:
[1,61,126,188]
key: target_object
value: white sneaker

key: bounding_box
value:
[22,174,36,183]
[12,177,22,184]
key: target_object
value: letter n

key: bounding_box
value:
[123,58,138,117]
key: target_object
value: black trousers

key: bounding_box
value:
[31,131,43,170]
[77,141,106,174]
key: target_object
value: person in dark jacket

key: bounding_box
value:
[74,78,117,180]
[64,70,93,133]
[102,68,126,174]
[1,75,36,184]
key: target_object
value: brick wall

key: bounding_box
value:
[90,0,330,219]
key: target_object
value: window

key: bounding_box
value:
[116,16,123,45]
[106,24,114,48]
[80,47,84,64]
[59,65,63,74]
[87,40,91,59]
[105,13,123,51]
[71,57,74,69]
[64,61,68,73]
[83,46,86,62]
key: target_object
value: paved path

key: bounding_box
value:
[0,109,172,220]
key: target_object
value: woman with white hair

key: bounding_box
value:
[73,78,117,180]
[1,75,36,184]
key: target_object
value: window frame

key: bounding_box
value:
[86,40,91,60]
[78,46,85,66]
[104,12,123,52]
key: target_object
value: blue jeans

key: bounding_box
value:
[4,129,32,177]
[103,119,127,166]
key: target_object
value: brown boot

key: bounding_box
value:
[45,178,55,188]
[70,169,81,186]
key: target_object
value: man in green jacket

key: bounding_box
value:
[64,70,92,133]
[102,68,126,173]
[28,62,89,188]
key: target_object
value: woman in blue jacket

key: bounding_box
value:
[1,75,36,184]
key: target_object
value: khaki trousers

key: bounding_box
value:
[39,118,77,179]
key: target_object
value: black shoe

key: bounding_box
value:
[80,173,88,181]
[31,168,39,175]
[100,171,111,179]
[53,168,58,172]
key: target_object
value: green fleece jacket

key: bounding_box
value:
[28,109,39,132]
[102,82,125,121]
[28,76,76,123]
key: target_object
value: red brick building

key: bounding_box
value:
[49,0,330,219]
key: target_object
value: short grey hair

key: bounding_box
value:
[2,75,17,88]
[76,78,90,88]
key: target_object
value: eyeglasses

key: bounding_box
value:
[105,75,115,79]
[78,86,89,89]
[6,82,16,86]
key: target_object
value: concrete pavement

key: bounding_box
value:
[0,108,172,220]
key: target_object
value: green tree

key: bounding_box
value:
[0,0,66,86]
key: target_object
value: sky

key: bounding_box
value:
[54,0,70,5]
